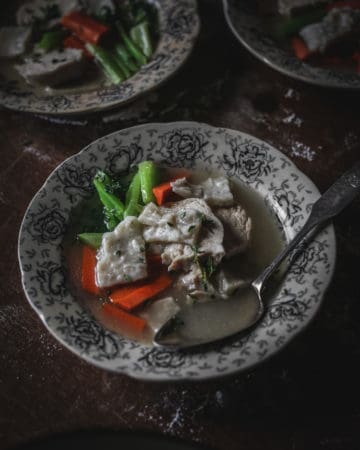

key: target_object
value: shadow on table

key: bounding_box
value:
[13,429,213,450]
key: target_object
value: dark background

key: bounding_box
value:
[1,1,360,449]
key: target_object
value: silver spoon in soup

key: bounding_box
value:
[154,162,360,349]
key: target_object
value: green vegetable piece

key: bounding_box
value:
[275,8,326,38]
[86,43,125,84]
[38,30,65,52]
[124,172,141,217]
[138,161,158,204]
[130,21,153,59]
[112,50,131,78]
[114,44,140,73]
[78,233,103,249]
[116,21,147,66]
[93,171,125,230]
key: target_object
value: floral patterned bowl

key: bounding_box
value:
[223,0,360,89]
[18,122,336,380]
[0,0,200,115]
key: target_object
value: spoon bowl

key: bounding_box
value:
[154,285,263,348]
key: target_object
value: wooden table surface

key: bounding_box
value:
[1,1,360,449]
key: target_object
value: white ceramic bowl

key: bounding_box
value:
[0,0,200,114]
[18,122,336,380]
[223,0,360,89]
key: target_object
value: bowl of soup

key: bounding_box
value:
[18,122,336,380]
[0,0,200,114]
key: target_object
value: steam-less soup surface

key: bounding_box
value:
[65,165,285,346]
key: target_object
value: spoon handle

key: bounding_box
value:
[252,161,360,295]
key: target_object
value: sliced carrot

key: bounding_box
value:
[103,303,147,333]
[152,176,187,206]
[292,37,311,60]
[109,273,173,311]
[81,246,100,295]
[61,12,109,45]
[153,181,175,205]
[64,35,93,58]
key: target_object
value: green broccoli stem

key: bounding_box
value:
[124,172,141,217]
[93,171,125,230]
[116,21,147,66]
[138,161,158,204]
[112,50,131,78]
[130,21,153,59]
[114,44,140,73]
[86,43,125,84]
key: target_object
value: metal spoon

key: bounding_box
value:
[154,162,360,349]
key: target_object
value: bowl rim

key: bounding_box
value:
[18,121,337,380]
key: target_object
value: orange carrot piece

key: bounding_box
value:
[61,12,109,45]
[64,35,93,58]
[109,273,173,311]
[153,181,174,205]
[103,303,147,333]
[81,246,100,295]
[292,37,311,60]
[152,176,187,206]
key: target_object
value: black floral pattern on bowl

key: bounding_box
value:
[18,122,336,381]
[157,128,209,166]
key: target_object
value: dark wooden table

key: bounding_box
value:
[1,1,360,449]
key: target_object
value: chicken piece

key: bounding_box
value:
[300,7,360,53]
[96,217,147,288]
[202,177,234,207]
[161,243,194,271]
[171,176,234,207]
[173,198,225,263]
[17,0,81,25]
[139,199,225,271]
[0,27,32,58]
[139,297,180,334]
[170,177,203,199]
[215,205,252,258]
[181,265,247,302]
[180,264,216,302]
[138,202,203,245]
[16,48,86,86]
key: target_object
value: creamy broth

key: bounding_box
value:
[64,168,285,346]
